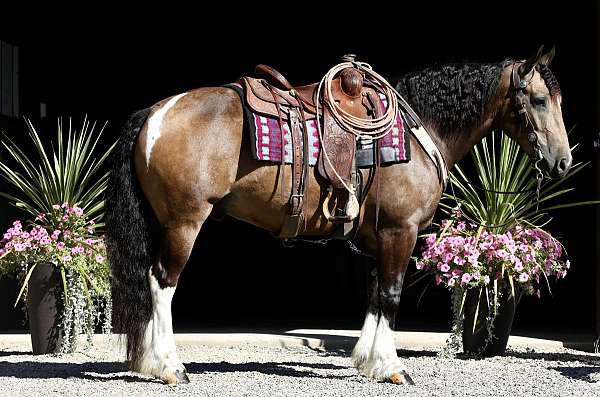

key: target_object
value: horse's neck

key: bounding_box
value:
[424,67,512,170]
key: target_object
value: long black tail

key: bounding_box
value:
[105,108,155,368]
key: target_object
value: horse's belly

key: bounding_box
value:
[221,164,334,236]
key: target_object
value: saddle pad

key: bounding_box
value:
[226,84,410,167]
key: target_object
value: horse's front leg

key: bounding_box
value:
[353,226,417,385]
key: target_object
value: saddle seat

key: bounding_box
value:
[242,73,319,118]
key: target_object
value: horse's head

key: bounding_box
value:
[505,46,571,178]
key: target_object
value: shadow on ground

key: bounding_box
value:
[186,361,354,380]
[505,350,600,364]
[0,360,146,382]
[0,357,355,381]
[551,366,600,383]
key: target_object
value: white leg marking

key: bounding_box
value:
[364,316,407,380]
[145,93,187,166]
[352,312,378,371]
[138,269,185,379]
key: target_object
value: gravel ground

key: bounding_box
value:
[1,337,599,397]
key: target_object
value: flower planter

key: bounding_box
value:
[26,263,63,354]
[462,286,516,356]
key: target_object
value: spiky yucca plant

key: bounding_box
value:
[0,118,115,229]
[442,130,593,232]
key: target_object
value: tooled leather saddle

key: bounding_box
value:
[239,55,420,239]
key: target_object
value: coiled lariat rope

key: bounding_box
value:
[315,61,399,198]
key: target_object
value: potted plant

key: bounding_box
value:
[414,131,595,357]
[0,118,115,354]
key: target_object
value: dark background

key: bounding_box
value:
[0,4,598,340]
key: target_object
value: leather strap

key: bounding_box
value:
[409,124,448,188]
[289,108,304,217]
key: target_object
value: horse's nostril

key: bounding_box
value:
[557,157,570,174]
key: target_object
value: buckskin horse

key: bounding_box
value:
[106,46,571,385]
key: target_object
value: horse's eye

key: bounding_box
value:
[532,97,547,107]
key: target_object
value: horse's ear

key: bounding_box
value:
[519,45,544,77]
[539,46,556,66]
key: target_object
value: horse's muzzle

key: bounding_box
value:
[549,156,572,178]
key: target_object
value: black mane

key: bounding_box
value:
[395,60,512,141]
[538,64,561,97]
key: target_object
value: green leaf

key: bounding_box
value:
[60,266,69,308]
[14,263,38,307]
[473,288,482,335]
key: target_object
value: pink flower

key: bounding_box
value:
[473,272,481,280]
[57,242,65,250]
[40,237,51,245]
[518,273,529,283]
[447,278,456,287]
[71,247,84,255]
[453,256,465,266]
[461,273,472,284]
[3,233,11,240]
[95,255,104,263]
[52,204,60,210]
[63,255,72,262]
[74,207,84,216]
[515,262,524,272]
[440,264,450,273]
[426,234,436,246]
[495,249,508,259]
[13,243,25,252]
[451,269,462,278]
[415,262,424,270]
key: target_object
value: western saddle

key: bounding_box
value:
[240,55,438,239]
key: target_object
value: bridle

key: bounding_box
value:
[511,61,545,195]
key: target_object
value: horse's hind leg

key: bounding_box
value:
[137,217,205,385]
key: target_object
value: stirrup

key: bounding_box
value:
[322,186,360,223]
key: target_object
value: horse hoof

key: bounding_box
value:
[163,370,190,385]
[389,371,415,385]
[175,370,190,384]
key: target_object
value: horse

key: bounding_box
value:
[106,46,571,385]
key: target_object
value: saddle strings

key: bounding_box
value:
[315,61,399,194]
